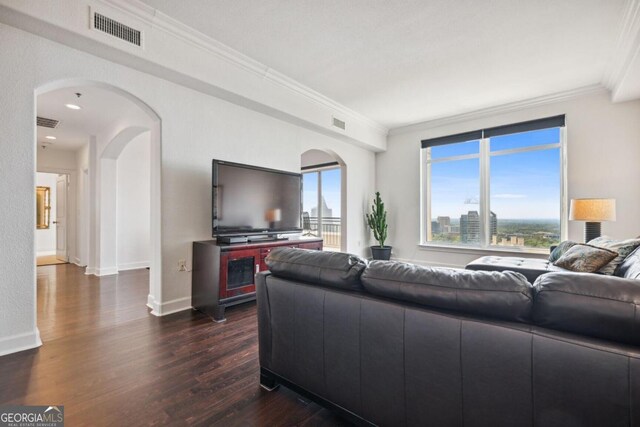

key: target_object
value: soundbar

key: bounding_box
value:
[217,236,249,244]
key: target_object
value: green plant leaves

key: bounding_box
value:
[366,191,388,247]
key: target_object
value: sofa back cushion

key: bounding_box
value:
[360,260,533,322]
[265,248,367,291]
[533,272,640,345]
[615,245,640,280]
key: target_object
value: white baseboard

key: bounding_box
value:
[36,250,56,256]
[85,266,96,275]
[96,266,118,276]
[0,328,42,357]
[148,295,191,317]
[392,257,465,269]
[118,261,150,271]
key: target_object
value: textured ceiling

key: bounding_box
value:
[141,0,625,128]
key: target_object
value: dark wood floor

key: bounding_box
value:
[0,264,350,426]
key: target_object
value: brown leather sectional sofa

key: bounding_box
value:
[256,248,640,427]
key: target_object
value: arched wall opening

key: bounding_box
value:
[300,149,347,252]
[35,79,163,321]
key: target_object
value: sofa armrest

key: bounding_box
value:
[533,272,640,345]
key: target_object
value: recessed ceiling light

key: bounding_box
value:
[45,136,57,140]
[65,104,81,110]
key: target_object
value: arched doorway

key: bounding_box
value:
[35,79,163,318]
[301,149,347,252]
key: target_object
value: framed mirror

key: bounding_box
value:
[36,186,51,229]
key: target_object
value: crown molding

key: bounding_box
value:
[388,84,608,136]
[100,0,388,136]
[602,0,640,96]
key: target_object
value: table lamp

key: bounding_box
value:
[569,198,616,242]
[265,208,282,229]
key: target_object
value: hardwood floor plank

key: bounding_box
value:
[0,264,351,426]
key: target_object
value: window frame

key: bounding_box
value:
[420,126,567,254]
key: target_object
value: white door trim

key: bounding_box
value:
[55,174,69,262]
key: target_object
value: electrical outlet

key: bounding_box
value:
[178,259,187,272]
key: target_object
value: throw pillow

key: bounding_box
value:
[587,236,640,275]
[553,244,618,273]
[549,240,578,262]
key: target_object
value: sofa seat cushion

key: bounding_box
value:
[265,248,367,291]
[361,260,533,322]
[466,256,566,283]
[533,272,640,346]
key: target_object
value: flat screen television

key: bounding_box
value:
[212,160,302,237]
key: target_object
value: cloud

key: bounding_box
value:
[493,193,527,199]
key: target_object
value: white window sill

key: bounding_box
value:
[418,243,549,257]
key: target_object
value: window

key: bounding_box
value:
[421,115,566,251]
[302,165,342,251]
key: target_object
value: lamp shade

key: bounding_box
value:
[569,198,616,222]
[265,208,282,222]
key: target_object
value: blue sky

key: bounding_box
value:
[431,128,561,220]
[301,129,560,221]
[303,168,341,217]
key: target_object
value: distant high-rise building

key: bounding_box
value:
[437,216,450,226]
[460,211,480,243]
[431,221,441,235]
[490,211,497,239]
[310,196,333,217]
[437,216,451,233]
[460,211,497,244]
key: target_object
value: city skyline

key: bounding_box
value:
[431,210,560,248]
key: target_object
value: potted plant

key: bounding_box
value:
[366,192,391,260]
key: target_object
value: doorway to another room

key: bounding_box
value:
[36,172,69,266]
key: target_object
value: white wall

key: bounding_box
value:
[116,132,150,270]
[301,149,336,167]
[378,91,640,268]
[76,143,89,266]
[0,22,377,355]
[37,146,76,170]
[35,172,57,255]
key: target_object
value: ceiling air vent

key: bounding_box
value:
[93,12,142,47]
[37,116,59,129]
[332,117,346,130]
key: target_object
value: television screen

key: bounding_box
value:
[212,160,302,236]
